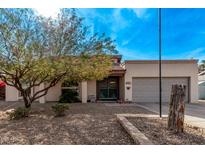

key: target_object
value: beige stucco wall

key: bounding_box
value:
[124,62,198,103]
[5,83,62,102]
[45,82,62,102]
[87,80,96,99]
[81,81,87,103]
[5,81,78,102]
[5,85,18,101]
[5,85,41,102]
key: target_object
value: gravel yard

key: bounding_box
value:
[0,102,152,145]
[128,117,205,145]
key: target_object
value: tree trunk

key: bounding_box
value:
[168,84,186,133]
[22,91,32,108]
[23,96,31,108]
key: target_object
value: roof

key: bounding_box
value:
[110,64,125,76]
[112,65,125,71]
[111,55,122,60]
[124,59,198,64]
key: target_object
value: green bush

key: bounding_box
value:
[59,89,80,103]
[8,107,30,120]
[52,103,69,117]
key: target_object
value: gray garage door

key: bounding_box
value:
[132,77,189,103]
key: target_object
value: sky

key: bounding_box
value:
[35,8,205,62]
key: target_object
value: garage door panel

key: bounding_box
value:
[132,78,188,103]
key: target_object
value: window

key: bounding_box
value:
[61,80,79,95]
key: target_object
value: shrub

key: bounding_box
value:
[59,89,80,103]
[8,107,30,120]
[52,103,69,117]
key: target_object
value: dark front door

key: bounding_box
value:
[97,77,119,101]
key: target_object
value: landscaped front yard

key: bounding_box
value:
[128,117,205,144]
[1,101,205,145]
[0,102,151,144]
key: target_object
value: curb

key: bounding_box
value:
[116,114,153,145]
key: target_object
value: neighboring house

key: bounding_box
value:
[198,71,205,100]
[5,56,199,103]
[0,80,5,100]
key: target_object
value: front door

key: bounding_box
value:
[97,77,119,101]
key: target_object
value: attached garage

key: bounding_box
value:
[132,77,189,103]
[124,60,198,103]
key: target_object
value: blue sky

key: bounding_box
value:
[76,8,205,62]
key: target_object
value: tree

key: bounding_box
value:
[0,9,117,108]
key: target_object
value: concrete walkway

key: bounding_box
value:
[135,102,205,130]
[135,102,205,118]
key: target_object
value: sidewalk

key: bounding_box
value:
[134,103,205,130]
[105,102,205,130]
[185,115,205,129]
[198,100,205,104]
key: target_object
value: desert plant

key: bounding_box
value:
[59,89,80,103]
[0,9,116,108]
[52,103,69,117]
[8,107,30,120]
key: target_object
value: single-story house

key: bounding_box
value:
[5,55,198,103]
[198,71,205,100]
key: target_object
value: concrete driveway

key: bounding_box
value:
[136,102,205,119]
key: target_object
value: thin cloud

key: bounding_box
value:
[131,8,150,19]
[34,8,60,18]
[121,39,130,46]
[110,9,130,38]
[187,47,205,58]
[117,47,156,60]
[162,48,205,61]
[75,8,205,61]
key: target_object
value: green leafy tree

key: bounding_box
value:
[0,9,117,108]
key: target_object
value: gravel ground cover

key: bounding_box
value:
[128,117,205,145]
[0,102,152,144]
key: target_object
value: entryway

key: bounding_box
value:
[97,76,119,101]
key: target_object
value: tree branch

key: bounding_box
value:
[31,72,66,102]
